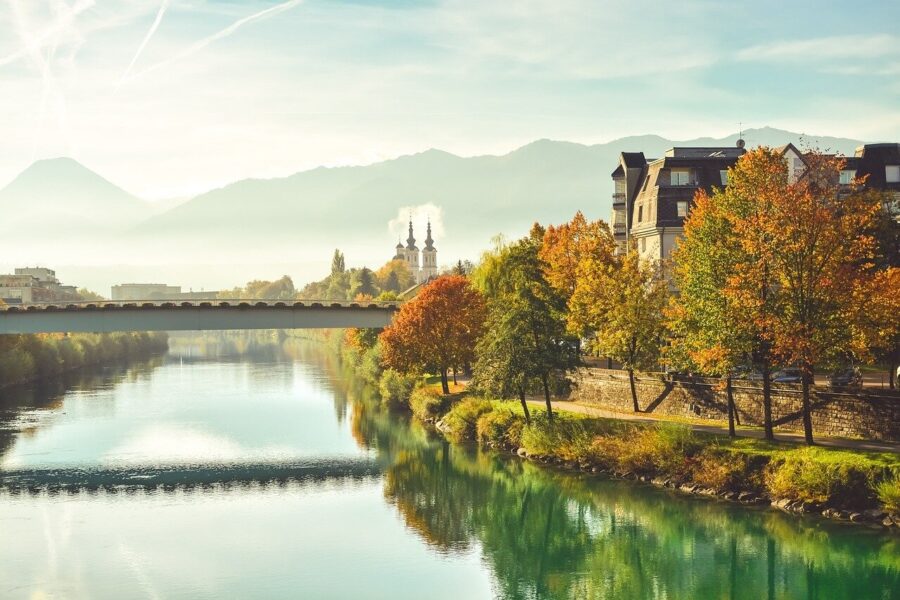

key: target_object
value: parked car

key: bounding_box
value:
[829,367,862,389]
[731,365,765,381]
[771,368,804,384]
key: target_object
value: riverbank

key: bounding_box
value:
[0,332,169,389]
[403,386,900,531]
[331,333,900,531]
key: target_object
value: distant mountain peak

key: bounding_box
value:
[5,156,131,194]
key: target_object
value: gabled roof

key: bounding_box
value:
[621,152,646,168]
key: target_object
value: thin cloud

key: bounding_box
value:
[736,34,899,62]
[121,0,304,84]
[116,0,171,90]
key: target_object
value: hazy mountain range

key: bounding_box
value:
[0,127,867,292]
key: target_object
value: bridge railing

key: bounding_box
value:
[0,299,402,313]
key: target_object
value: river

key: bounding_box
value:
[0,338,897,599]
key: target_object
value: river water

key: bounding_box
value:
[0,339,897,599]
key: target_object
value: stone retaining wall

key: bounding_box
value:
[570,368,900,442]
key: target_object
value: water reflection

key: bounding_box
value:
[0,338,897,600]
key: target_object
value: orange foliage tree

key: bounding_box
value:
[380,275,487,394]
[733,151,883,443]
[539,211,617,301]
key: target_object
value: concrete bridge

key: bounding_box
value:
[0,300,399,334]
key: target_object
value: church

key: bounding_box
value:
[393,218,438,284]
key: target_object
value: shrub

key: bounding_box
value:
[409,387,452,422]
[440,397,494,442]
[476,407,523,447]
[875,475,900,516]
[378,369,416,408]
[765,448,878,507]
[358,343,384,385]
[691,447,761,492]
[520,414,596,462]
[588,423,698,479]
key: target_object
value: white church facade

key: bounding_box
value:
[393,218,438,284]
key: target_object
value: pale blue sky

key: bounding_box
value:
[0,0,898,198]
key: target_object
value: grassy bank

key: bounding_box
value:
[0,332,169,388]
[405,386,900,526]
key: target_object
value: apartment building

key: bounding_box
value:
[610,141,900,264]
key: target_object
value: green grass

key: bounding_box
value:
[875,476,900,516]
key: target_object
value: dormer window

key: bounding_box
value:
[671,169,691,186]
[677,201,688,217]
[720,170,728,185]
[887,165,900,183]
[839,170,855,185]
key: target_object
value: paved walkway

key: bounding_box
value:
[526,400,900,453]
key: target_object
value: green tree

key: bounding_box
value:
[569,249,668,412]
[331,249,346,276]
[350,267,377,299]
[668,184,755,437]
[473,228,579,421]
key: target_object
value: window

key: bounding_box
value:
[671,169,691,186]
[887,165,900,183]
[839,170,855,185]
[720,170,728,185]
[677,201,688,217]
[614,179,626,195]
[637,206,643,222]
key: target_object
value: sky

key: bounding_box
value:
[0,0,899,200]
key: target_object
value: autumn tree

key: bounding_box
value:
[682,147,894,444]
[376,259,415,293]
[380,275,486,394]
[748,151,886,444]
[705,148,790,440]
[858,268,900,389]
[540,211,617,302]
[472,226,579,421]
[668,186,750,436]
[569,249,668,412]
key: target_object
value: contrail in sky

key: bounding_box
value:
[0,0,94,68]
[123,0,303,84]
[116,0,171,91]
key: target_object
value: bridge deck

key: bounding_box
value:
[0,300,399,334]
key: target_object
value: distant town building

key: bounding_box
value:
[110,283,220,301]
[111,283,182,301]
[392,217,438,284]
[0,266,79,304]
[610,141,900,264]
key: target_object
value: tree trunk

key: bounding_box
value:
[726,375,736,438]
[801,365,814,445]
[761,359,774,441]
[519,388,531,425]
[452,368,457,385]
[542,374,553,422]
[628,368,640,412]
[890,359,897,390]
[440,369,450,395]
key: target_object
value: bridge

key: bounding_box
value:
[0,300,400,334]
